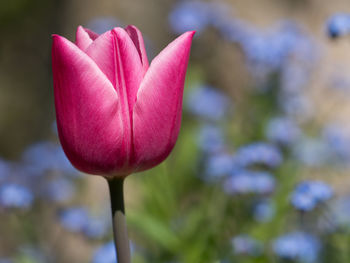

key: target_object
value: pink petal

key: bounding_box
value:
[125,25,149,75]
[52,35,130,176]
[85,28,99,40]
[85,28,143,113]
[75,26,98,51]
[132,31,195,171]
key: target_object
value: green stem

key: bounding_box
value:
[107,177,131,263]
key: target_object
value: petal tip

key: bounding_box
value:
[52,34,60,39]
[184,30,196,39]
[52,34,66,45]
[111,27,129,41]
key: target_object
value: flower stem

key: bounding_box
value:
[107,177,131,263]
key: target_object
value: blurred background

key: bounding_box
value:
[1,0,350,262]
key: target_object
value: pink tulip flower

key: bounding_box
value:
[52,25,195,177]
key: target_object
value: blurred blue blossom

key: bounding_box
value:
[0,259,12,263]
[44,177,75,203]
[232,235,262,256]
[169,1,211,34]
[0,159,10,181]
[59,207,89,233]
[87,17,121,34]
[83,215,110,239]
[291,181,333,211]
[323,124,350,162]
[240,23,301,71]
[265,117,301,145]
[220,20,315,80]
[326,13,350,38]
[197,124,225,153]
[187,85,230,121]
[233,142,282,168]
[60,207,110,239]
[329,196,350,230]
[204,153,233,180]
[273,231,320,263]
[329,72,350,93]
[22,142,77,176]
[92,241,117,263]
[215,17,253,43]
[253,199,275,222]
[279,93,314,121]
[224,170,275,195]
[281,63,310,94]
[293,138,331,167]
[0,183,33,209]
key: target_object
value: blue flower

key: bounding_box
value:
[0,183,33,209]
[92,241,117,263]
[233,142,282,168]
[215,17,252,43]
[273,231,320,263]
[0,159,11,181]
[280,63,310,94]
[265,117,301,145]
[291,181,333,211]
[326,13,350,38]
[279,93,313,121]
[204,153,234,180]
[232,235,262,256]
[59,207,89,233]
[187,85,231,121]
[83,215,110,239]
[323,124,350,162]
[222,20,313,78]
[87,17,122,35]
[59,207,110,239]
[169,1,210,34]
[22,142,77,176]
[44,177,75,203]
[329,196,350,230]
[197,125,225,153]
[293,138,330,167]
[224,170,275,195]
[253,199,275,222]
